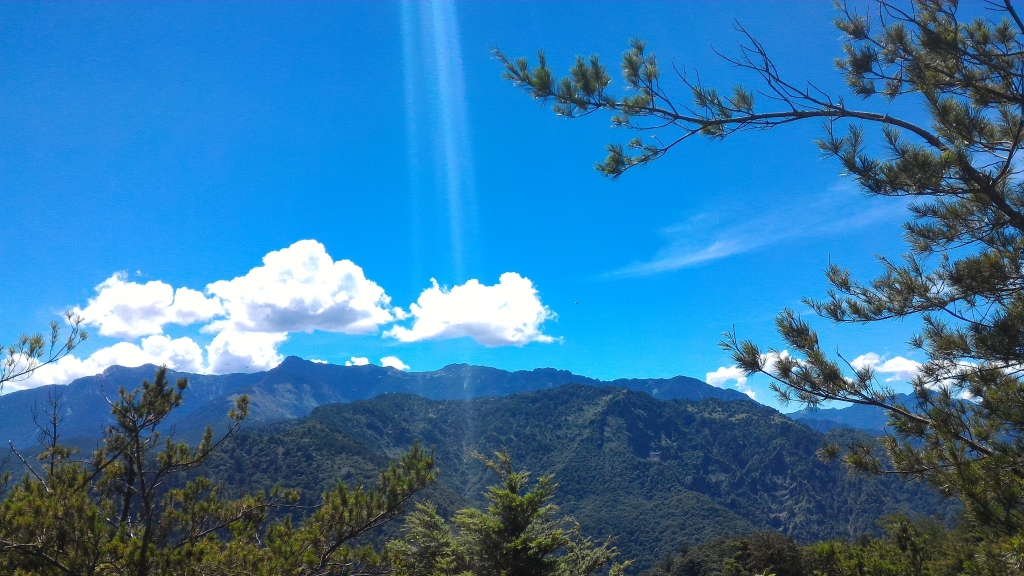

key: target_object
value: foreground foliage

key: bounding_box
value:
[497,0,1024,561]
[646,514,1022,576]
[388,452,629,576]
[0,312,86,393]
[0,367,436,575]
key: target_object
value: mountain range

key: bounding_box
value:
[198,385,953,572]
[0,357,749,449]
[0,358,942,572]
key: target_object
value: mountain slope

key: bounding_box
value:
[199,385,956,572]
[0,357,747,449]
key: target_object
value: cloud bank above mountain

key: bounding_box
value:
[384,273,555,347]
[13,240,555,390]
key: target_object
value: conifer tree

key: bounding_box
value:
[388,452,629,576]
[496,0,1024,542]
[1,312,86,393]
[0,366,436,575]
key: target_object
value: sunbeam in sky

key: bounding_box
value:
[400,1,425,288]
[401,0,478,282]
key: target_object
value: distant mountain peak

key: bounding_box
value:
[101,363,163,377]
[278,355,310,367]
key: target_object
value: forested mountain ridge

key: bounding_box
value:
[0,357,747,449]
[198,384,956,572]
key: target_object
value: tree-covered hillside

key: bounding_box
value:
[199,385,956,572]
[0,357,747,449]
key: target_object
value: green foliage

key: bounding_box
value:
[645,513,1024,576]
[801,513,1024,576]
[388,451,629,576]
[497,0,1024,547]
[0,366,436,575]
[645,531,804,576]
[1,312,86,393]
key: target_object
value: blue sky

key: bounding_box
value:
[0,1,926,408]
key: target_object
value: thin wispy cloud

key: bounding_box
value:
[605,183,906,278]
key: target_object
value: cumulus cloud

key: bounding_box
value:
[206,331,286,374]
[761,350,792,373]
[10,336,206,392]
[77,273,223,339]
[706,365,747,388]
[705,351,793,400]
[385,273,556,347]
[205,240,398,335]
[851,352,975,395]
[380,356,410,371]
[79,239,399,342]
[705,365,756,399]
[133,335,207,373]
[310,359,328,364]
[345,357,370,366]
[9,240,554,392]
[851,352,920,382]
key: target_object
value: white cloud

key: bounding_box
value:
[704,350,921,405]
[9,241,556,391]
[345,357,369,366]
[705,351,793,400]
[852,352,978,395]
[77,273,223,339]
[133,335,207,373]
[607,184,907,278]
[385,273,556,347]
[205,240,398,335]
[310,358,328,364]
[9,335,206,392]
[705,365,756,399]
[706,365,747,388]
[761,350,791,374]
[851,352,920,382]
[206,331,286,374]
[380,356,410,371]
[613,239,749,277]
